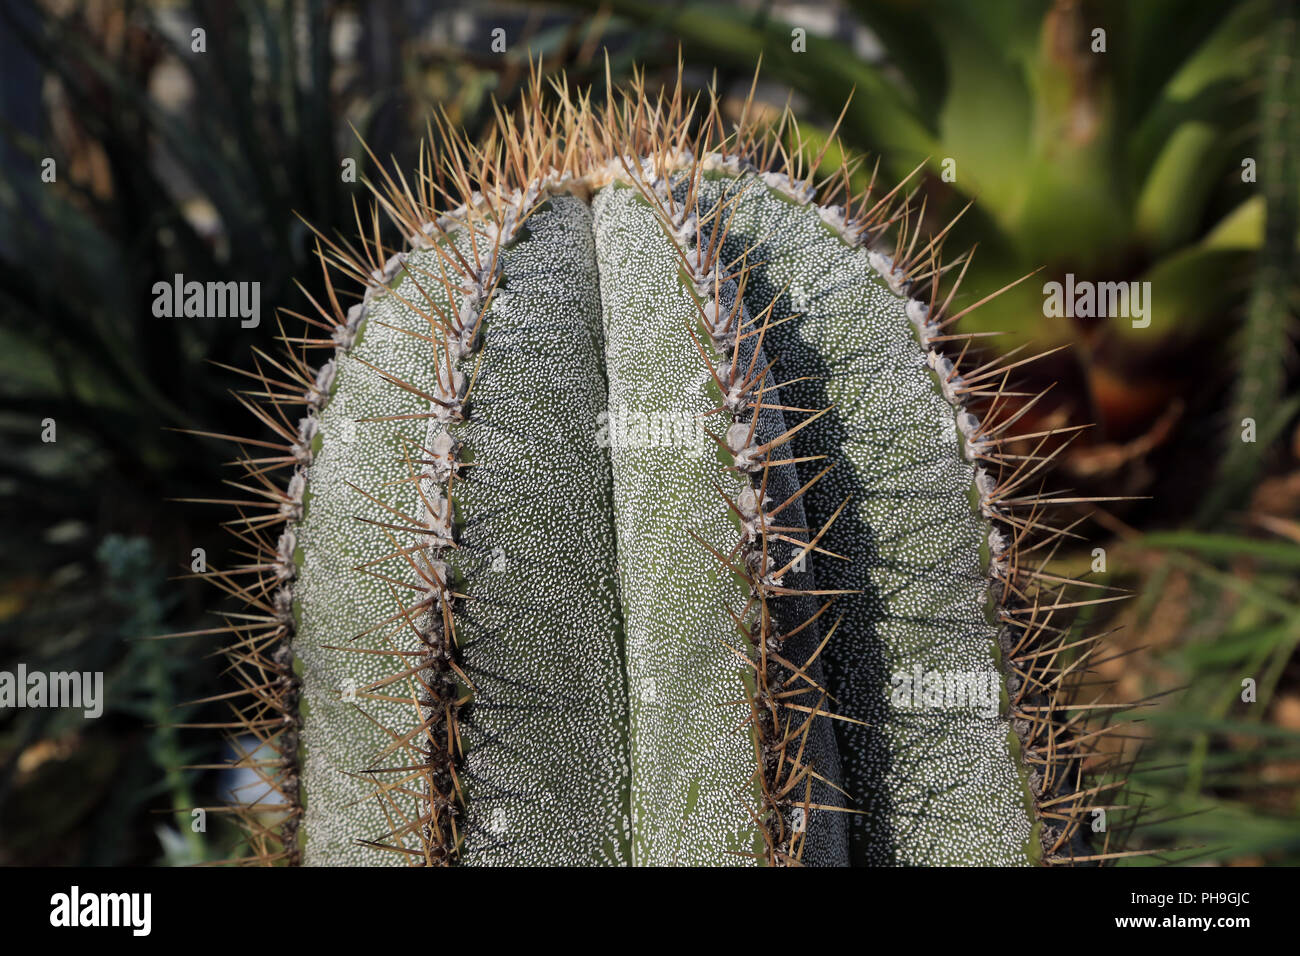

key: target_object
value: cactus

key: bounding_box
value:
[200,67,1125,866]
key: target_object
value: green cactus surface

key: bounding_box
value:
[207,69,1118,867]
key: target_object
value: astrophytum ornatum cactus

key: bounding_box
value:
[199,68,1126,867]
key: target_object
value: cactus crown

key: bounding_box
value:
[198,62,1128,867]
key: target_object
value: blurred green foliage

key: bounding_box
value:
[1101,529,1300,864]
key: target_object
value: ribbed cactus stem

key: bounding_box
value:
[206,68,1119,867]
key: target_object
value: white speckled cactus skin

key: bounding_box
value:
[696,174,1037,865]
[295,195,632,865]
[280,160,1040,866]
[210,71,1113,867]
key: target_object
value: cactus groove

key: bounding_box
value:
[197,66,1129,866]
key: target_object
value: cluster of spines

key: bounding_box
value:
[165,325,340,863]
[619,153,858,864]
[873,229,1138,864]
[365,231,507,865]
[183,57,1142,865]
[711,81,1148,860]
[319,172,526,865]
